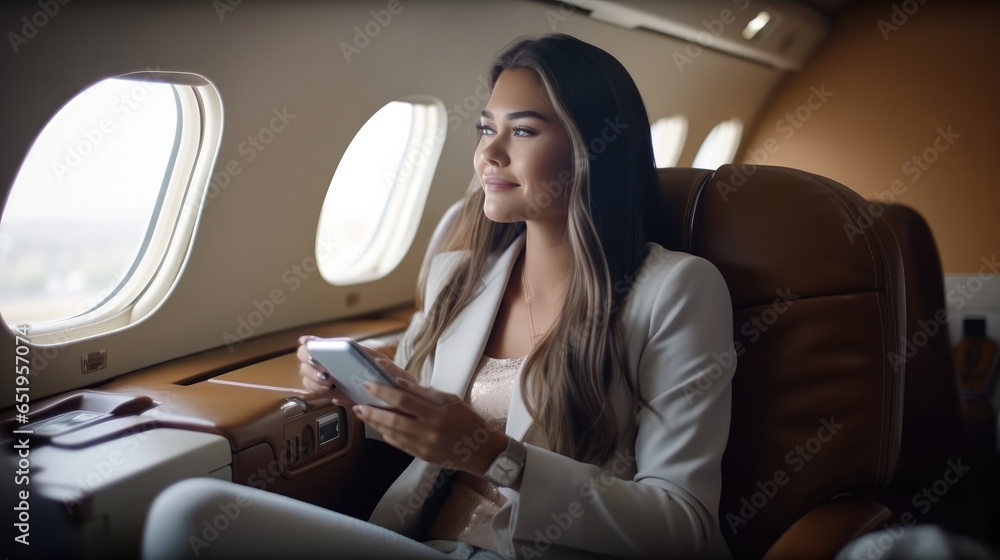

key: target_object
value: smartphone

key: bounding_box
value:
[305,338,399,408]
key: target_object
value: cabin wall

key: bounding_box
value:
[739,1,999,277]
[738,0,1000,343]
[0,1,781,405]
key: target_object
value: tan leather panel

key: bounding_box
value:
[208,353,310,392]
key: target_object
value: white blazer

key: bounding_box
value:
[368,235,735,559]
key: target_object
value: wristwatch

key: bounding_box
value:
[484,437,526,487]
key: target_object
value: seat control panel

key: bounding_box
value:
[280,397,346,469]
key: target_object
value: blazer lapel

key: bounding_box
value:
[429,235,526,400]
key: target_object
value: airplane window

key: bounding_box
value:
[0,73,222,339]
[316,98,445,285]
[693,118,744,170]
[650,115,688,168]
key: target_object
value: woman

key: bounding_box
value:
[143,34,735,560]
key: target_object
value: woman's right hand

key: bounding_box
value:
[296,335,355,406]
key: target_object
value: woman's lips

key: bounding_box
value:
[483,176,520,191]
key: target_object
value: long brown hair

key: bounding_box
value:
[407,34,664,465]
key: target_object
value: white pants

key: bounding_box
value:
[141,477,505,560]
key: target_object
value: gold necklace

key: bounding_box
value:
[521,264,542,345]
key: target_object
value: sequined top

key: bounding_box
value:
[424,354,526,551]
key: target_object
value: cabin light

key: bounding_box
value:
[742,11,771,40]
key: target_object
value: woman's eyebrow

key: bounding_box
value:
[480,109,550,122]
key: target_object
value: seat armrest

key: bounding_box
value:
[763,500,893,559]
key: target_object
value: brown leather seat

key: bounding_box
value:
[655,165,905,558]
[873,203,997,546]
[877,204,966,487]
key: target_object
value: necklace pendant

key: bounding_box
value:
[521,259,547,347]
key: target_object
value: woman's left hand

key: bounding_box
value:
[354,379,508,478]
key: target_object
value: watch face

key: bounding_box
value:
[488,456,520,485]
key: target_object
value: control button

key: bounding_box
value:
[281,397,309,419]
